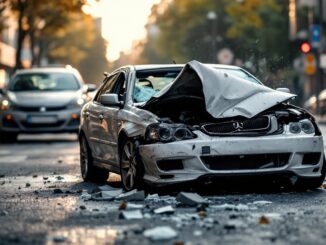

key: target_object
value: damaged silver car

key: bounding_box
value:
[79,61,325,191]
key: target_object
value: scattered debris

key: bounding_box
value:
[55,176,64,181]
[154,205,175,214]
[0,210,8,216]
[91,185,119,193]
[43,177,49,180]
[116,189,145,201]
[127,203,144,209]
[57,159,63,164]
[176,192,207,207]
[224,220,246,230]
[197,204,207,212]
[53,189,63,194]
[79,205,86,210]
[80,191,92,200]
[91,189,123,201]
[252,201,273,205]
[198,211,207,219]
[32,174,38,178]
[0,174,5,178]
[120,210,143,220]
[193,230,203,236]
[119,201,127,210]
[25,183,31,187]
[259,215,270,224]
[52,235,65,243]
[0,181,5,185]
[211,203,251,211]
[143,226,178,241]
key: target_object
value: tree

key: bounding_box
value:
[9,0,86,70]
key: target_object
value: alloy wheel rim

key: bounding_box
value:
[121,141,137,190]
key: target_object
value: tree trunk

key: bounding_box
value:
[14,0,27,71]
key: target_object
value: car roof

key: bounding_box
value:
[132,63,242,71]
[14,67,78,74]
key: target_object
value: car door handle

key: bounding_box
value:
[99,114,104,120]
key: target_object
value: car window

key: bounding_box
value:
[94,74,119,102]
[9,73,80,92]
[133,69,181,103]
[109,73,127,100]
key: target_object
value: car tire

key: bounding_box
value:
[79,135,109,183]
[119,138,144,191]
[293,156,326,191]
[0,132,18,143]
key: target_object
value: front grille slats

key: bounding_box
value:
[14,105,67,112]
[201,116,271,135]
[201,153,291,170]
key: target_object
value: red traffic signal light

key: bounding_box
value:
[300,42,311,53]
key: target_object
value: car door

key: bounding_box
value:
[86,73,119,160]
[96,72,128,166]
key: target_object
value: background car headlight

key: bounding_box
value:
[67,98,85,109]
[146,123,196,143]
[0,99,11,110]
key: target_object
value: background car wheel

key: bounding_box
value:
[79,135,109,183]
[293,156,326,191]
[119,139,144,191]
[0,132,18,143]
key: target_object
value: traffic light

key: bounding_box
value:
[300,42,311,54]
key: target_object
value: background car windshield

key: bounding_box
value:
[9,73,80,92]
[133,69,181,103]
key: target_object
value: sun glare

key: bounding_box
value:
[85,0,160,61]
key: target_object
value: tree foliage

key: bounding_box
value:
[138,0,292,85]
[7,0,107,83]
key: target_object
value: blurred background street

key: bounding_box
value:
[1,0,326,244]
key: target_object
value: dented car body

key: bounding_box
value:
[79,61,325,191]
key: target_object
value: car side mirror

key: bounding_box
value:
[276,87,290,93]
[100,94,123,107]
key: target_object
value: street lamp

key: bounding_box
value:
[206,11,218,63]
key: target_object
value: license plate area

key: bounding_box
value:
[26,115,58,124]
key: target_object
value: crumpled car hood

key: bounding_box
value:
[143,60,296,119]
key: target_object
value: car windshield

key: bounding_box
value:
[9,73,80,92]
[133,67,261,103]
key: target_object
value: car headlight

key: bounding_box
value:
[0,99,11,110]
[67,98,85,109]
[145,123,196,143]
[288,119,315,134]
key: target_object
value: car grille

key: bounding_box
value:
[14,105,67,112]
[201,153,291,170]
[201,116,270,135]
[21,121,65,128]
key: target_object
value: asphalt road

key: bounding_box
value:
[1,128,326,245]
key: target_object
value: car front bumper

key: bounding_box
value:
[0,108,81,134]
[139,131,324,185]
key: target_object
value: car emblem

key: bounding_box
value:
[233,122,244,130]
[40,106,46,112]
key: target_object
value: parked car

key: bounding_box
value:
[0,66,95,142]
[79,60,325,191]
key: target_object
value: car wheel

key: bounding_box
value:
[79,135,109,182]
[293,156,326,191]
[0,132,18,143]
[119,139,144,191]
